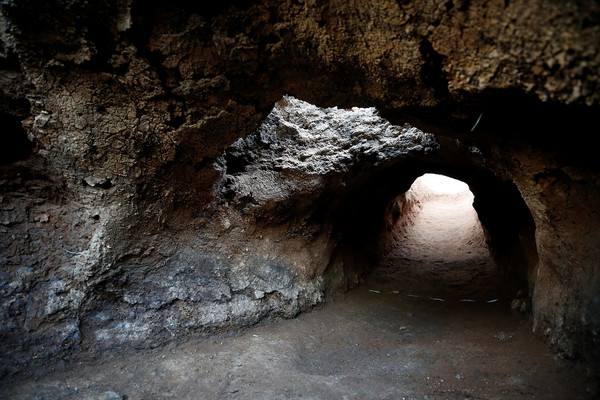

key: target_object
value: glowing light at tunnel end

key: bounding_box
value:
[418,173,470,195]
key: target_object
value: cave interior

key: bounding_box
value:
[0,0,599,396]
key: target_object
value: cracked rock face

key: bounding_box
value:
[0,0,599,380]
[219,96,438,206]
[229,96,437,173]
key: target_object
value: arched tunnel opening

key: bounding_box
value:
[369,173,502,300]
[324,163,538,309]
[218,95,537,309]
[332,167,539,304]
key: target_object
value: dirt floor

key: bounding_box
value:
[1,178,594,399]
[0,286,593,400]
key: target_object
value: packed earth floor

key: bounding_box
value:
[0,286,592,400]
[1,177,594,399]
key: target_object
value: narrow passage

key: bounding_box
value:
[370,174,505,300]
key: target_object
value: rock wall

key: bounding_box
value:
[0,0,599,377]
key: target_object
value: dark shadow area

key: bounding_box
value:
[0,113,32,164]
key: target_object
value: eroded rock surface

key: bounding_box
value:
[219,96,438,206]
[0,0,599,382]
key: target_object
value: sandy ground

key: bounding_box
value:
[1,180,594,399]
[0,287,592,400]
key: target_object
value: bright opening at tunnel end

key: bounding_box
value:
[418,173,470,196]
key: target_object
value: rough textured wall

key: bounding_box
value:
[0,0,599,377]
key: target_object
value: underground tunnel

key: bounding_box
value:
[1,0,600,398]
[370,171,538,302]
[370,173,504,299]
